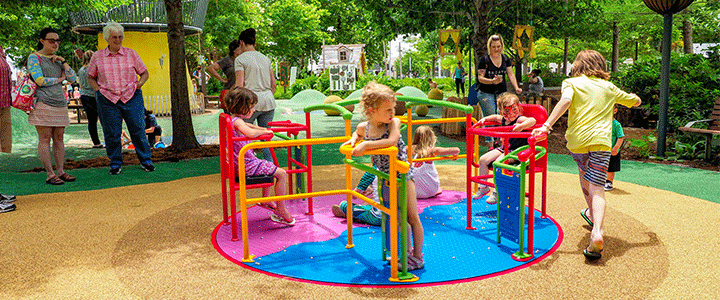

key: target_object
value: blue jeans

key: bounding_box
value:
[96,90,152,169]
[477,91,498,142]
[477,91,498,118]
[243,109,275,161]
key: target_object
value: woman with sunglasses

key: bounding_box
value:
[27,27,77,185]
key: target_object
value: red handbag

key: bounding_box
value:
[11,75,37,111]
[11,55,40,111]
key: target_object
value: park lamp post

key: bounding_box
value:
[642,0,695,157]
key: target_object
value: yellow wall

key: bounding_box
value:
[97,32,196,114]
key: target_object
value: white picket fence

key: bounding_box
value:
[145,94,205,117]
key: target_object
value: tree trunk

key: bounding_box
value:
[562,37,569,75]
[612,22,619,72]
[470,19,489,85]
[682,19,693,54]
[165,0,200,151]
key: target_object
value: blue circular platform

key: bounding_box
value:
[212,191,563,287]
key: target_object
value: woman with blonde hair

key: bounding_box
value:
[476,35,522,118]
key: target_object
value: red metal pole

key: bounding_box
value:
[466,113,476,230]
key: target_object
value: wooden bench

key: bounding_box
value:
[678,97,720,161]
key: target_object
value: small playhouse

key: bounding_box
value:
[68,0,209,116]
[320,44,366,91]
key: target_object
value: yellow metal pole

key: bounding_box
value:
[345,153,354,248]
[239,158,254,262]
[388,153,398,281]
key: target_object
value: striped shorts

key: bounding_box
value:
[571,151,611,187]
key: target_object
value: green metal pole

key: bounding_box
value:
[656,13,673,157]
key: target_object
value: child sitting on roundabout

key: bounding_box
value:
[341,81,425,271]
[332,126,459,225]
[225,86,295,226]
[474,93,537,204]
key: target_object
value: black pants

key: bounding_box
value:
[147,126,162,145]
[80,95,101,145]
[455,78,465,95]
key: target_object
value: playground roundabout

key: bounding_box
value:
[211,191,563,287]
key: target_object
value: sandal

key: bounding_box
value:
[399,254,424,271]
[583,238,604,260]
[58,173,76,182]
[45,175,64,185]
[580,208,594,227]
[270,214,296,226]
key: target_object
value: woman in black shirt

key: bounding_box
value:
[476,34,522,118]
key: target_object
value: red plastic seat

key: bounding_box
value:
[219,113,276,228]
[465,104,550,230]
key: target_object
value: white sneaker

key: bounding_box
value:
[604,181,613,191]
[0,193,16,202]
[0,200,16,213]
[486,192,497,205]
[474,186,491,198]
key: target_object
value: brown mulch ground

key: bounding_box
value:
[29,144,221,172]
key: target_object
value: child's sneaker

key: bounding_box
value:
[0,193,16,202]
[474,186,491,198]
[401,254,424,271]
[486,191,497,205]
[0,200,16,213]
[331,204,346,218]
[604,181,613,191]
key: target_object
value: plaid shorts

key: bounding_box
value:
[571,151,611,187]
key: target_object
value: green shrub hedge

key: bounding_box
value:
[615,51,720,131]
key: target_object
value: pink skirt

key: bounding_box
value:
[28,101,69,127]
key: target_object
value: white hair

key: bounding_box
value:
[103,21,125,41]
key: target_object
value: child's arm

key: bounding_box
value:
[479,114,502,125]
[532,97,571,136]
[352,118,402,156]
[431,146,461,157]
[342,121,367,147]
[612,137,624,155]
[233,118,272,138]
[245,123,271,131]
[512,116,536,132]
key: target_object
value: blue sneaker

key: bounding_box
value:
[154,142,166,149]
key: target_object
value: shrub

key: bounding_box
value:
[616,52,720,131]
